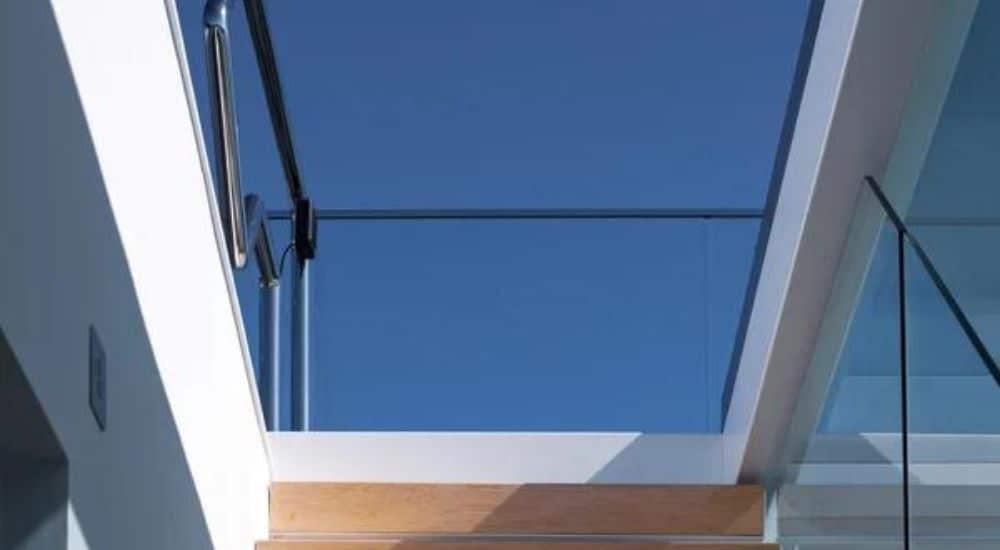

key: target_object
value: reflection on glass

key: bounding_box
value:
[905,242,1000,542]
[776,221,904,548]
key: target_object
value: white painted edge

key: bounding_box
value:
[725,0,955,482]
[269,432,727,484]
[774,0,979,483]
[162,0,272,470]
[43,0,272,544]
[722,0,865,482]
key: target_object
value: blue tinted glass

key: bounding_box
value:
[303,218,756,432]
[174,1,799,432]
[905,240,1000,434]
[908,1,1000,223]
[819,225,901,434]
[906,2,1000,360]
[706,220,759,430]
[776,220,905,547]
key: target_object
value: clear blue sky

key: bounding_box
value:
[178,0,810,432]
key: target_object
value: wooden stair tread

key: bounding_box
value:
[270,483,764,536]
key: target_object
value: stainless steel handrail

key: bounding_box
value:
[204,1,281,289]
[204,0,313,431]
[205,0,248,269]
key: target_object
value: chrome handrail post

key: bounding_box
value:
[291,252,310,431]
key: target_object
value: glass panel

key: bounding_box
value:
[775,217,905,548]
[771,180,1000,548]
[906,225,1000,365]
[907,1,1000,225]
[302,217,756,432]
[882,5,1000,541]
[905,241,1000,545]
[707,220,758,431]
[905,0,1000,362]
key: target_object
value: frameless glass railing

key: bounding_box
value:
[254,210,760,432]
[772,176,1000,549]
[317,213,757,432]
[196,0,770,435]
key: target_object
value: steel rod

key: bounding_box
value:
[291,256,311,431]
[268,208,764,221]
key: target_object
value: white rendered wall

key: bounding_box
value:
[270,432,727,484]
[1,1,269,548]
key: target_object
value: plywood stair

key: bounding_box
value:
[259,483,776,549]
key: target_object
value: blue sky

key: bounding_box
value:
[178,0,810,431]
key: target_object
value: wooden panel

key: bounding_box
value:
[257,542,778,550]
[270,483,763,536]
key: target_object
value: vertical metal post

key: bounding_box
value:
[258,280,280,430]
[291,255,311,431]
[898,229,911,550]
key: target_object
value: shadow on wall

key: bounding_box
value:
[1,0,218,548]
[587,434,725,484]
[0,329,68,549]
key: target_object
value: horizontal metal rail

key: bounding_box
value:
[267,208,765,221]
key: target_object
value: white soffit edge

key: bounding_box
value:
[722,0,947,482]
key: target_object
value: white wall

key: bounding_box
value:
[723,0,947,481]
[270,432,727,484]
[1,1,269,548]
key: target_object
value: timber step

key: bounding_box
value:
[258,543,779,550]
[269,483,764,536]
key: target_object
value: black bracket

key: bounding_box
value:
[293,198,317,261]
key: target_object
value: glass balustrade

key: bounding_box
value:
[772,179,1000,549]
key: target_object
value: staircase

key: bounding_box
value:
[258,483,775,549]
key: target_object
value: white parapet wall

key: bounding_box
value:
[1,1,269,548]
[269,432,728,484]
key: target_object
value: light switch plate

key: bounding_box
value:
[89,326,107,431]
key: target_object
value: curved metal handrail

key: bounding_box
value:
[205,0,312,278]
[204,0,312,430]
[205,0,249,269]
